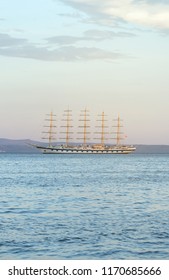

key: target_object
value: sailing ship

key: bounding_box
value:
[33,109,136,154]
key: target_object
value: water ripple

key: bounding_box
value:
[0,154,169,259]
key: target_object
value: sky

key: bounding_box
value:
[0,0,169,144]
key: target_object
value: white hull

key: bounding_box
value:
[35,145,136,154]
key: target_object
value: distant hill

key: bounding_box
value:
[134,145,169,154]
[0,138,169,154]
[0,139,40,153]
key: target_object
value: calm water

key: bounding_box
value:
[0,153,169,259]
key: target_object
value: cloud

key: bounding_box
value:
[84,29,135,39]
[139,0,169,4]
[57,11,83,18]
[0,33,27,47]
[59,0,169,30]
[46,29,135,45]
[47,35,81,45]
[0,36,125,61]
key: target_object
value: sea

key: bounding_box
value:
[0,153,169,260]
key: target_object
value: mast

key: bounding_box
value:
[60,108,73,146]
[77,108,90,146]
[112,115,124,146]
[42,111,57,147]
[95,111,109,146]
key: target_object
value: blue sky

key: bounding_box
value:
[0,0,169,144]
